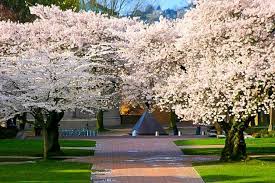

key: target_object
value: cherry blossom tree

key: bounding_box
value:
[155,0,275,161]
[121,18,180,107]
[0,5,138,158]
[121,17,183,132]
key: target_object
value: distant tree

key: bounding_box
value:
[144,4,154,14]
[0,3,18,22]
[81,0,153,17]
[131,1,194,23]
[0,0,80,22]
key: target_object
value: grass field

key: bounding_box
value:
[174,138,275,146]
[194,157,275,183]
[0,139,96,157]
[0,160,92,183]
[0,139,95,182]
[175,138,275,156]
[182,146,275,155]
[175,138,275,182]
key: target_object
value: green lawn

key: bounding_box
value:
[194,157,275,183]
[174,138,275,146]
[176,138,275,182]
[0,160,91,183]
[0,140,95,182]
[60,140,96,147]
[182,146,275,155]
[175,138,275,156]
[0,139,96,157]
[175,138,226,146]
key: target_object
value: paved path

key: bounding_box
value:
[91,137,204,183]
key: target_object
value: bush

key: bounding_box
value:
[267,131,275,138]
[251,129,275,138]
[246,127,267,135]
[0,127,18,139]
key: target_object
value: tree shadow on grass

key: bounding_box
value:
[248,146,275,154]
[193,160,244,166]
[0,160,91,183]
[244,181,272,183]
[182,148,222,155]
[254,157,275,162]
[182,146,275,156]
[202,175,256,182]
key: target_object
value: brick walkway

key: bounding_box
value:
[91,137,204,183]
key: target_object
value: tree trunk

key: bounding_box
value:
[220,117,253,161]
[42,126,48,160]
[33,108,46,157]
[46,111,64,154]
[96,110,105,132]
[18,113,27,131]
[268,108,274,132]
[169,110,178,135]
[221,124,247,161]
[214,122,222,135]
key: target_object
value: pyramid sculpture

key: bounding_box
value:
[131,111,167,135]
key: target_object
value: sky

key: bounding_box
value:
[118,0,191,15]
[158,0,189,10]
[83,0,191,14]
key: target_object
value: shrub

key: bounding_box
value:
[251,129,275,138]
[0,127,18,139]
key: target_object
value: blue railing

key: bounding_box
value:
[60,128,97,137]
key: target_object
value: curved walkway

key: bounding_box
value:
[91,137,204,183]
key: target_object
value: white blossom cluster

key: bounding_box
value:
[0,5,140,120]
[153,0,275,124]
[121,17,182,109]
